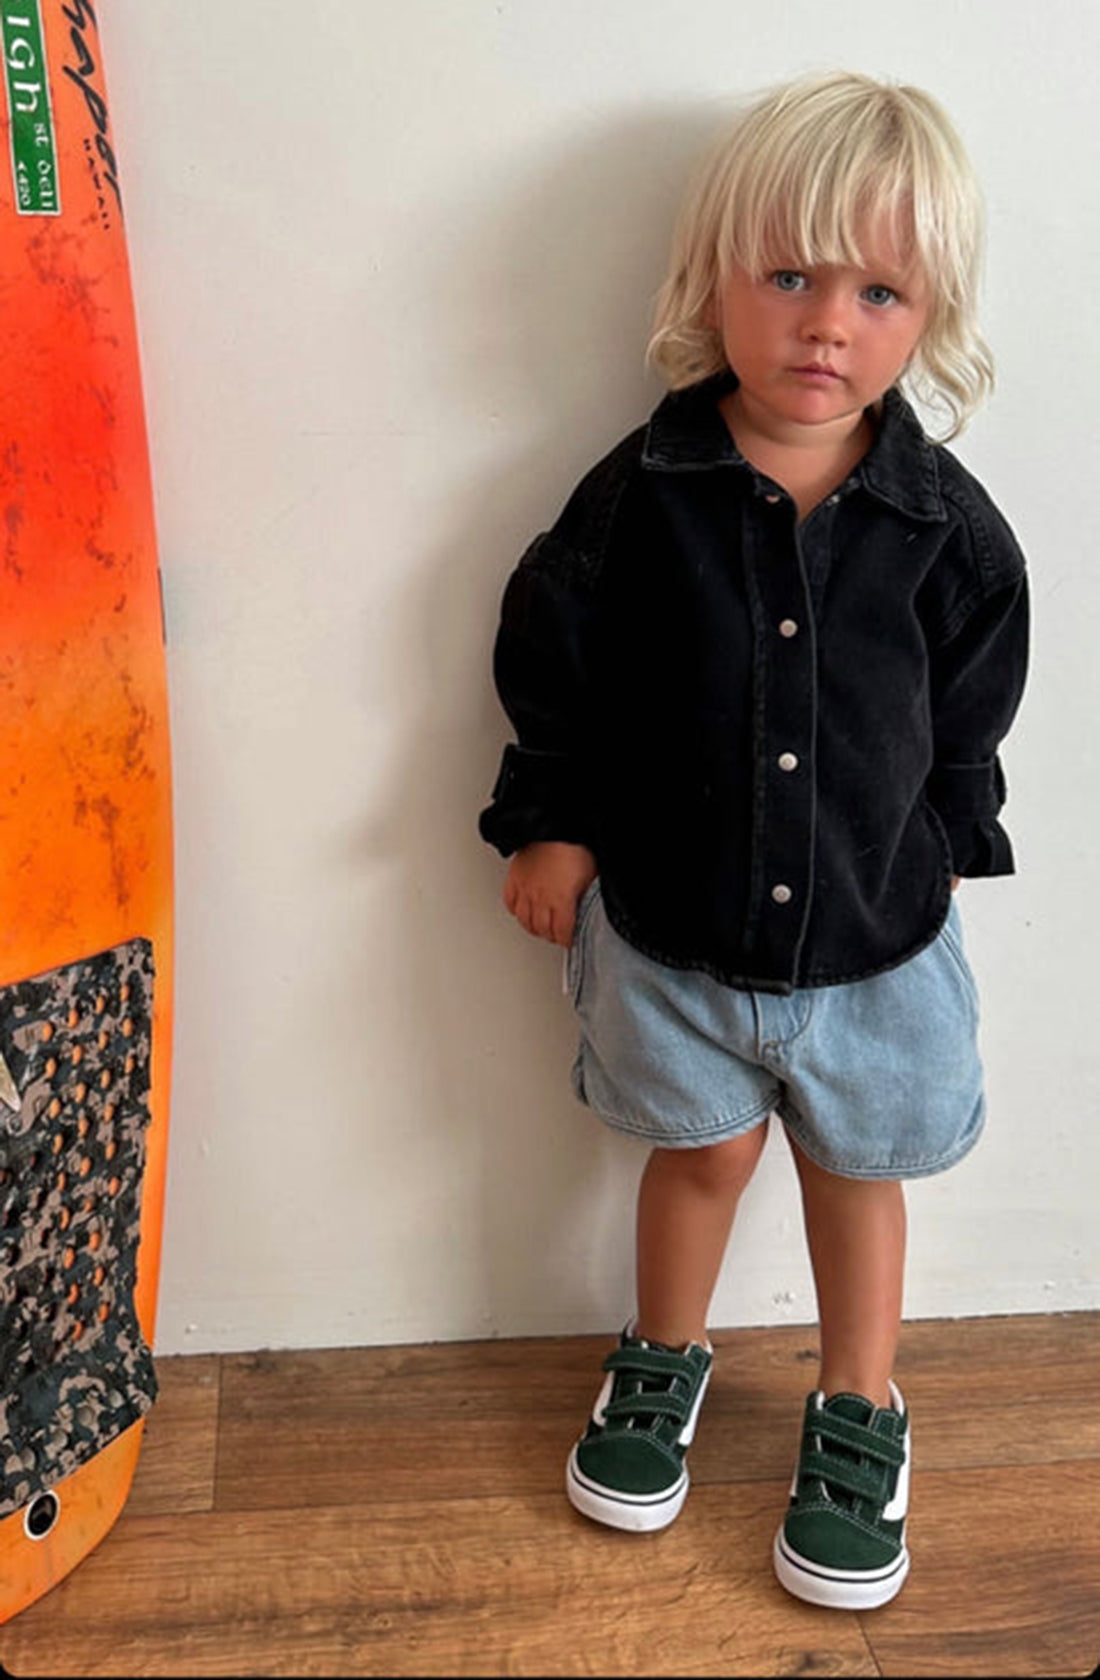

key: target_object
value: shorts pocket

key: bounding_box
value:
[565,877,601,1007]
[937,900,979,1020]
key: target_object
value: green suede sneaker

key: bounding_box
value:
[566,1326,713,1532]
[773,1382,911,1609]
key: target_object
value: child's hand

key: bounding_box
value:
[503,842,598,948]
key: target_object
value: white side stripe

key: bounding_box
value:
[883,1380,910,1521]
[678,1364,712,1445]
[591,1369,615,1427]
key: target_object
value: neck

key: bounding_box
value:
[719,390,876,522]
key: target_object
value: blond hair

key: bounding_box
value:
[647,72,993,438]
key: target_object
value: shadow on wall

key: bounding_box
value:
[352,104,731,1340]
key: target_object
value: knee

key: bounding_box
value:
[789,1136,904,1206]
[664,1125,767,1197]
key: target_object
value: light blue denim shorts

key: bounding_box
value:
[566,881,984,1180]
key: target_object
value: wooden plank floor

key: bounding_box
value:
[2,1312,1098,1677]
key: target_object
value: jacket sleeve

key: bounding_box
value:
[478,531,600,857]
[926,569,1029,876]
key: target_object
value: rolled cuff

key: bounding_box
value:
[478,744,592,857]
[927,759,1015,877]
[941,816,1015,877]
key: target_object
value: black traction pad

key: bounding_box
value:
[0,940,158,1517]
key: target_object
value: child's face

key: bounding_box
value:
[711,221,931,440]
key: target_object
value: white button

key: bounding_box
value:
[778,619,799,638]
[826,493,840,506]
[771,883,793,905]
[765,493,781,504]
[777,752,799,772]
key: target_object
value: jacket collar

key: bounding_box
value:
[641,371,947,523]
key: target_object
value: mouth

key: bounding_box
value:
[790,364,842,380]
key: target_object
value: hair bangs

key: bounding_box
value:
[719,95,940,287]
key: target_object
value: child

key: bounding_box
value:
[478,70,1028,1610]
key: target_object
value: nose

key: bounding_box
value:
[800,286,852,347]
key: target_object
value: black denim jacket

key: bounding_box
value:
[479,374,1029,994]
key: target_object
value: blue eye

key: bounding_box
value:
[771,270,806,293]
[864,284,897,307]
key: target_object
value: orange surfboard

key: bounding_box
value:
[0,1,172,1620]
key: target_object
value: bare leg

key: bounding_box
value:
[789,1136,906,1409]
[635,1124,769,1348]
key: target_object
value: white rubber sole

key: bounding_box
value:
[772,1526,910,1610]
[566,1445,688,1533]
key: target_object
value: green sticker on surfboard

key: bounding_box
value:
[2,3,62,215]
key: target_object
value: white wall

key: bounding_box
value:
[100,0,1098,1355]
